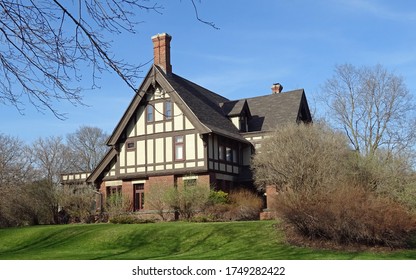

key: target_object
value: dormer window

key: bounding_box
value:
[239,116,247,132]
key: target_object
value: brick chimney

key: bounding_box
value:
[152,33,172,75]
[271,83,283,94]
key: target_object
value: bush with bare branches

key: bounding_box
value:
[253,123,416,248]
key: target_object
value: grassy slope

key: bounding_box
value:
[0,221,415,260]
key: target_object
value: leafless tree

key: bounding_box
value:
[322,64,416,157]
[0,133,36,186]
[66,125,109,172]
[0,0,217,119]
[31,135,73,186]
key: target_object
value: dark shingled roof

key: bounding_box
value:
[219,90,307,132]
[161,66,309,136]
[160,69,250,143]
[244,89,306,132]
[220,100,249,117]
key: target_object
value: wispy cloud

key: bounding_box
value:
[341,0,416,21]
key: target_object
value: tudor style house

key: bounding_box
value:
[62,33,312,216]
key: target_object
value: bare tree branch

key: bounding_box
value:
[0,0,162,118]
[322,64,416,157]
[190,0,219,30]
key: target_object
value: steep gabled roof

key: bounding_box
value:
[87,147,117,183]
[160,69,249,143]
[224,89,311,133]
[106,65,249,146]
[220,99,251,117]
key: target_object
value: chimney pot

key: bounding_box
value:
[151,33,172,75]
[271,83,283,94]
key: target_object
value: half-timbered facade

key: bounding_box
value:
[62,33,312,216]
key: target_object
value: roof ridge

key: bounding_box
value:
[226,88,305,103]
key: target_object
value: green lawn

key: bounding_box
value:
[0,220,415,260]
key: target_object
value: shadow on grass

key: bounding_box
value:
[0,221,415,260]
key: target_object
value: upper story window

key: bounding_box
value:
[218,145,224,160]
[165,100,172,120]
[239,116,247,132]
[226,147,233,162]
[146,105,154,122]
[174,135,185,161]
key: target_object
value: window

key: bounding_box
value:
[218,145,224,160]
[146,105,154,122]
[175,135,184,161]
[133,184,144,211]
[127,142,135,149]
[226,147,233,162]
[165,101,172,120]
[107,185,121,196]
[184,179,197,188]
[239,116,247,132]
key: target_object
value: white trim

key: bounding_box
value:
[183,175,198,180]
[105,180,123,186]
[132,180,146,184]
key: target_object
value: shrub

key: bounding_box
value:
[105,192,131,221]
[57,184,97,223]
[146,183,173,221]
[204,203,233,222]
[165,182,210,221]
[276,185,416,249]
[202,189,263,222]
[227,189,263,221]
[208,190,229,205]
[252,122,350,192]
[109,214,155,224]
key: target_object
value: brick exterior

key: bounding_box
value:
[152,33,172,75]
[266,186,279,211]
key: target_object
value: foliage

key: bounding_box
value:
[252,122,350,192]
[146,183,173,221]
[227,189,263,221]
[346,151,416,212]
[109,214,155,224]
[276,185,416,249]
[105,191,131,221]
[208,190,229,205]
[253,122,416,248]
[165,182,210,221]
[57,184,98,223]
[0,127,110,227]
[0,180,56,227]
[203,189,263,222]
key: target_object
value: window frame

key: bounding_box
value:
[165,100,172,120]
[126,141,135,150]
[146,104,154,123]
[218,145,225,161]
[174,135,185,161]
[133,184,145,211]
[225,147,233,162]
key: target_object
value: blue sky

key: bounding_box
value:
[2,0,416,143]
